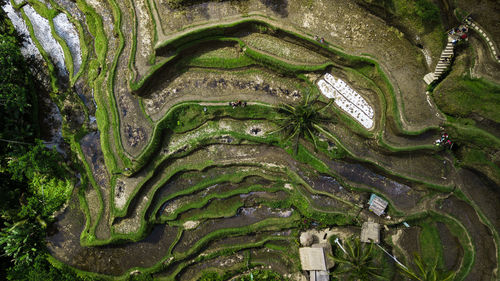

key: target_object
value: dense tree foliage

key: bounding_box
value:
[0,13,77,280]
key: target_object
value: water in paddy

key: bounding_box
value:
[173,205,292,254]
[48,147,498,277]
[47,195,179,276]
[440,196,497,281]
[322,158,424,211]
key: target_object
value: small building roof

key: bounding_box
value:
[299,247,327,271]
[368,194,388,216]
[361,222,381,244]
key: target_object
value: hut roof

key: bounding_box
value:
[361,222,381,244]
[299,247,327,271]
[368,194,388,216]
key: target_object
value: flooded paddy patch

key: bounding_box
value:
[53,12,82,74]
[80,131,112,239]
[113,144,295,234]
[23,4,67,76]
[306,174,365,206]
[48,193,179,276]
[80,132,110,188]
[156,179,279,221]
[323,123,451,186]
[176,251,247,281]
[147,168,276,220]
[249,246,299,275]
[440,196,497,280]
[173,205,290,254]
[208,229,293,251]
[1,1,42,60]
[456,168,500,232]
[321,157,425,212]
[436,222,462,271]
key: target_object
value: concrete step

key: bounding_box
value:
[423,72,436,85]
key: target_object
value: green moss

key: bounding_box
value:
[428,211,475,281]
[435,77,500,123]
[418,220,444,269]
[159,184,283,222]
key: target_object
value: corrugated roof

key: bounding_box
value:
[369,195,388,216]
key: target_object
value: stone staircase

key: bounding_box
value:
[423,39,455,85]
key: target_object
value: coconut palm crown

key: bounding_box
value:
[271,92,336,154]
[330,237,385,281]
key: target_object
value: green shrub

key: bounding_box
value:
[198,271,223,281]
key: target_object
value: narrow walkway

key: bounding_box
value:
[468,20,500,64]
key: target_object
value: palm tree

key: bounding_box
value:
[271,93,335,154]
[330,237,385,281]
[398,253,454,281]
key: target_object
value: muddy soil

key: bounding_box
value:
[172,205,288,254]
[455,168,500,233]
[323,122,451,186]
[47,194,179,276]
[320,157,425,212]
[147,169,273,219]
[142,67,304,121]
[132,0,155,79]
[439,196,497,281]
[113,144,300,234]
[151,0,443,129]
[111,0,154,158]
[241,32,329,64]
[436,222,462,271]
[153,0,279,38]
[469,36,500,84]
[383,120,440,147]
[208,229,293,250]
[397,226,421,264]
[156,177,276,219]
[308,175,365,206]
[176,251,247,281]
[80,132,111,240]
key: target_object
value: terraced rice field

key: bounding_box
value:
[2,0,499,280]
